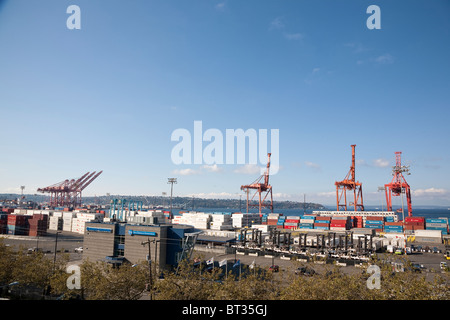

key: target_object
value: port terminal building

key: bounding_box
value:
[82,221,198,269]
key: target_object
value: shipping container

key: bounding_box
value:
[385,222,403,226]
[365,216,384,221]
[314,226,330,230]
[314,222,330,227]
[405,217,425,222]
[315,216,331,221]
[330,227,347,231]
[331,216,349,220]
[425,218,448,224]
[299,223,314,227]
[330,220,348,226]
[425,223,447,228]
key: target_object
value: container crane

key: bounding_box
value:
[335,145,364,211]
[240,153,273,214]
[37,171,103,208]
[384,152,412,217]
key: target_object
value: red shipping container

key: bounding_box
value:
[285,219,300,223]
[405,217,425,222]
[314,222,330,227]
[315,216,331,221]
[366,216,384,221]
[405,225,425,230]
[330,220,347,225]
[405,223,425,228]
[385,222,403,226]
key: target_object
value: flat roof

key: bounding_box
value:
[196,235,236,243]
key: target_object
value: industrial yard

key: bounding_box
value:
[0,146,449,300]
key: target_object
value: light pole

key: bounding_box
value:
[378,186,385,211]
[168,178,177,216]
[53,231,61,271]
[401,188,407,255]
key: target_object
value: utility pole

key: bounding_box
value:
[141,238,153,300]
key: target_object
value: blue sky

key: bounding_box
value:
[0,0,449,207]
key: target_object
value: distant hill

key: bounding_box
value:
[0,193,325,211]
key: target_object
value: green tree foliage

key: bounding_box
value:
[1,238,448,300]
[279,259,449,300]
[0,238,69,299]
[78,260,148,300]
[155,257,280,300]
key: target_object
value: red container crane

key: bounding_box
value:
[384,152,412,217]
[37,171,103,208]
[240,153,273,214]
[335,145,364,211]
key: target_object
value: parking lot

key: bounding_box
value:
[195,242,449,279]
[0,230,85,264]
[1,231,448,274]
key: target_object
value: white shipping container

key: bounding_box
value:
[251,224,269,232]
[330,227,347,231]
[413,230,442,238]
[63,212,76,218]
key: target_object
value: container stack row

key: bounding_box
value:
[232,213,262,228]
[28,214,48,236]
[172,212,211,229]
[425,218,449,235]
[210,213,233,231]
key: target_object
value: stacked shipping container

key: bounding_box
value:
[232,213,262,228]
[314,216,330,230]
[330,216,351,231]
[363,216,384,232]
[284,216,300,230]
[277,215,285,229]
[28,214,48,236]
[425,218,449,235]
[7,214,30,235]
[403,217,425,232]
[0,213,7,234]
[210,213,233,230]
[299,215,315,229]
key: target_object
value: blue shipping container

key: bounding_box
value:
[426,218,447,224]
[300,223,314,227]
[365,220,384,224]
[314,226,329,230]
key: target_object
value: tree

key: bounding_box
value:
[78,259,148,300]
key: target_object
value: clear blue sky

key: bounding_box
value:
[1,0,449,207]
